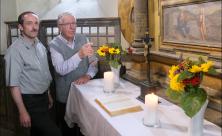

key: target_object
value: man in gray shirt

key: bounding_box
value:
[49,12,98,136]
[4,11,61,136]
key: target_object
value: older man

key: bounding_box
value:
[49,12,98,135]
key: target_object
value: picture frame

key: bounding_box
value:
[159,0,221,53]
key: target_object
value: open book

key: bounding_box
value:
[95,95,143,116]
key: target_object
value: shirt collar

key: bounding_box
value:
[59,34,75,47]
[20,36,39,49]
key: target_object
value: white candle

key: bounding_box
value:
[103,71,114,93]
[144,93,158,126]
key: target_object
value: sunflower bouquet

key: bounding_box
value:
[97,43,123,68]
[166,57,217,117]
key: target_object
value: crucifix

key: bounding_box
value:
[138,32,159,102]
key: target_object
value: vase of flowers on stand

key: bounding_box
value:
[97,43,124,91]
[166,57,217,136]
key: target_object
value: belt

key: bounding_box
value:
[22,91,48,98]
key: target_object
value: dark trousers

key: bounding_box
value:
[22,92,62,136]
[56,101,83,136]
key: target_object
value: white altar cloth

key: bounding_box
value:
[65,79,221,136]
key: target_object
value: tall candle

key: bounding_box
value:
[103,71,114,93]
[144,93,158,126]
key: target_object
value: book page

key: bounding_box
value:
[95,95,143,116]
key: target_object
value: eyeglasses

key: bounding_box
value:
[59,22,77,27]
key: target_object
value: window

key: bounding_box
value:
[5,18,121,51]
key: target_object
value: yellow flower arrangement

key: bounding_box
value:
[170,74,185,91]
[97,43,123,68]
[166,57,217,117]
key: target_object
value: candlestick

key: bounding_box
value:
[143,93,159,127]
[103,71,114,93]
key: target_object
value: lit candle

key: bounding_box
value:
[144,93,158,126]
[103,71,114,93]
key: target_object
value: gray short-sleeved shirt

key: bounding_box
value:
[4,36,52,94]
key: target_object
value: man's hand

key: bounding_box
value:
[48,91,53,109]
[10,87,31,128]
[19,110,31,128]
[73,75,91,85]
[78,43,94,58]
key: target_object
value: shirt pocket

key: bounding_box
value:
[23,52,41,71]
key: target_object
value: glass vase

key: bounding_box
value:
[110,65,121,88]
[188,99,208,136]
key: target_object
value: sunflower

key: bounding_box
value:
[189,65,202,73]
[169,65,179,79]
[169,74,185,92]
[201,61,213,72]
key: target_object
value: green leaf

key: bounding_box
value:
[208,67,218,75]
[180,88,207,117]
[110,43,121,49]
[166,88,183,103]
[198,56,206,64]
[109,60,120,69]
[192,59,200,66]
[177,70,194,82]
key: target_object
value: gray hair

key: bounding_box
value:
[57,12,76,25]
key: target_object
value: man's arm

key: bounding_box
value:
[49,43,94,76]
[50,47,82,76]
[10,86,31,128]
[4,47,31,127]
[74,55,98,85]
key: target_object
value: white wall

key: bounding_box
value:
[16,0,60,18]
[97,0,118,17]
[42,0,114,19]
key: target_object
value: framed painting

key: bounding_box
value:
[162,0,221,48]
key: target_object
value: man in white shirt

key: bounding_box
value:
[49,12,98,136]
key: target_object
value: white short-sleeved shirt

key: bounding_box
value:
[4,36,52,94]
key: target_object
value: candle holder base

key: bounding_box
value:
[142,118,161,128]
[138,81,159,102]
[103,89,115,94]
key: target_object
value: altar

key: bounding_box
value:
[65,79,221,136]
